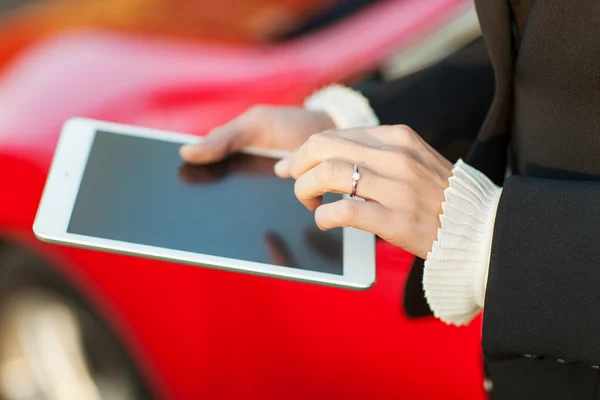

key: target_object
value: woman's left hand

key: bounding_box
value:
[274,125,453,259]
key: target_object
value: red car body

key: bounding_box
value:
[0,1,485,398]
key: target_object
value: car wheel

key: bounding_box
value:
[0,242,153,400]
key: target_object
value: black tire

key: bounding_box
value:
[0,241,154,400]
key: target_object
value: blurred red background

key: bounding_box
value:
[0,1,487,399]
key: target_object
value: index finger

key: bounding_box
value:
[180,120,251,164]
[284,131,376,179]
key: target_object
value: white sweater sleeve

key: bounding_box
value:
[304,84,380,129]
[423,159,502,326]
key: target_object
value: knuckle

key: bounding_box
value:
[300,139,315,161]
[304,132,329,155]
[305,133,321,150]
[395,124,416,138]
[317,160,340,183]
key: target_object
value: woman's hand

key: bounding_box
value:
[275,125,453,259]
[180,106,335,164]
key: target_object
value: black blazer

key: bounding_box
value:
[363,0,600,398]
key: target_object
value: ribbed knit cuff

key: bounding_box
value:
[304,84,380,129]
[423,159,502,326]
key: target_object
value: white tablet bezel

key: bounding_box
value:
[34,118,376,289]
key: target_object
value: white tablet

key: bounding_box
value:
[34,118,375,289]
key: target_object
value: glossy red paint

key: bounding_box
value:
[0,1,485,398]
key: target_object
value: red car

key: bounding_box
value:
[0,1,487,399]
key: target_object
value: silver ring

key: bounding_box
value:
[351,165,361,197]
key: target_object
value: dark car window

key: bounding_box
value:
[277,0,379,41]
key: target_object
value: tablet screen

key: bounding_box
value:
[67,131,344,275]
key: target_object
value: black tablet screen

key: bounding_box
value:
[67,131,344,275]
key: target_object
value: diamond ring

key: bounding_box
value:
[351,165,361,197]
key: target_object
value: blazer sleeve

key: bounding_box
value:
[357,37,495,162]
[483,176,600,366]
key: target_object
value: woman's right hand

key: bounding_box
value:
[180,105,335,164]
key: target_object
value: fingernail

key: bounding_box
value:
[274,158,290,177]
